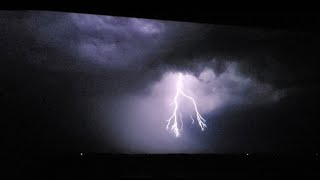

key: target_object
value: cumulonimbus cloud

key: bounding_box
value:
[98,61,286,153]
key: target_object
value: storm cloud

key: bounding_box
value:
[2,10,320,154]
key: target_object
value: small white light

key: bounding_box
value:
[246,153,249,156]
[316,153,318,156]
[80,153,83,156]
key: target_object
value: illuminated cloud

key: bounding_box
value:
[98,62,286,153]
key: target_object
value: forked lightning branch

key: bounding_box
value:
[166,73,207,137]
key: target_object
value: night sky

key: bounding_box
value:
[2,10,320,154]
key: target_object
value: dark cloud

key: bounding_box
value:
[2,10,319,88]
[2,10,320,154]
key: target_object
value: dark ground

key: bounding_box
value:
[1,153,320,178]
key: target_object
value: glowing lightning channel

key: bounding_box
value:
[166,73,207,137]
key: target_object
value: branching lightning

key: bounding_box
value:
[166,73,207,137]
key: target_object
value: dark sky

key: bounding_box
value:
[2,10,320,154]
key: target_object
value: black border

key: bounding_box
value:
[1,1,320,30]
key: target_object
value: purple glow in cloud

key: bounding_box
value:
[96,62,286,153]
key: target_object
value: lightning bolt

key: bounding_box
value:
[166,73,207,137]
